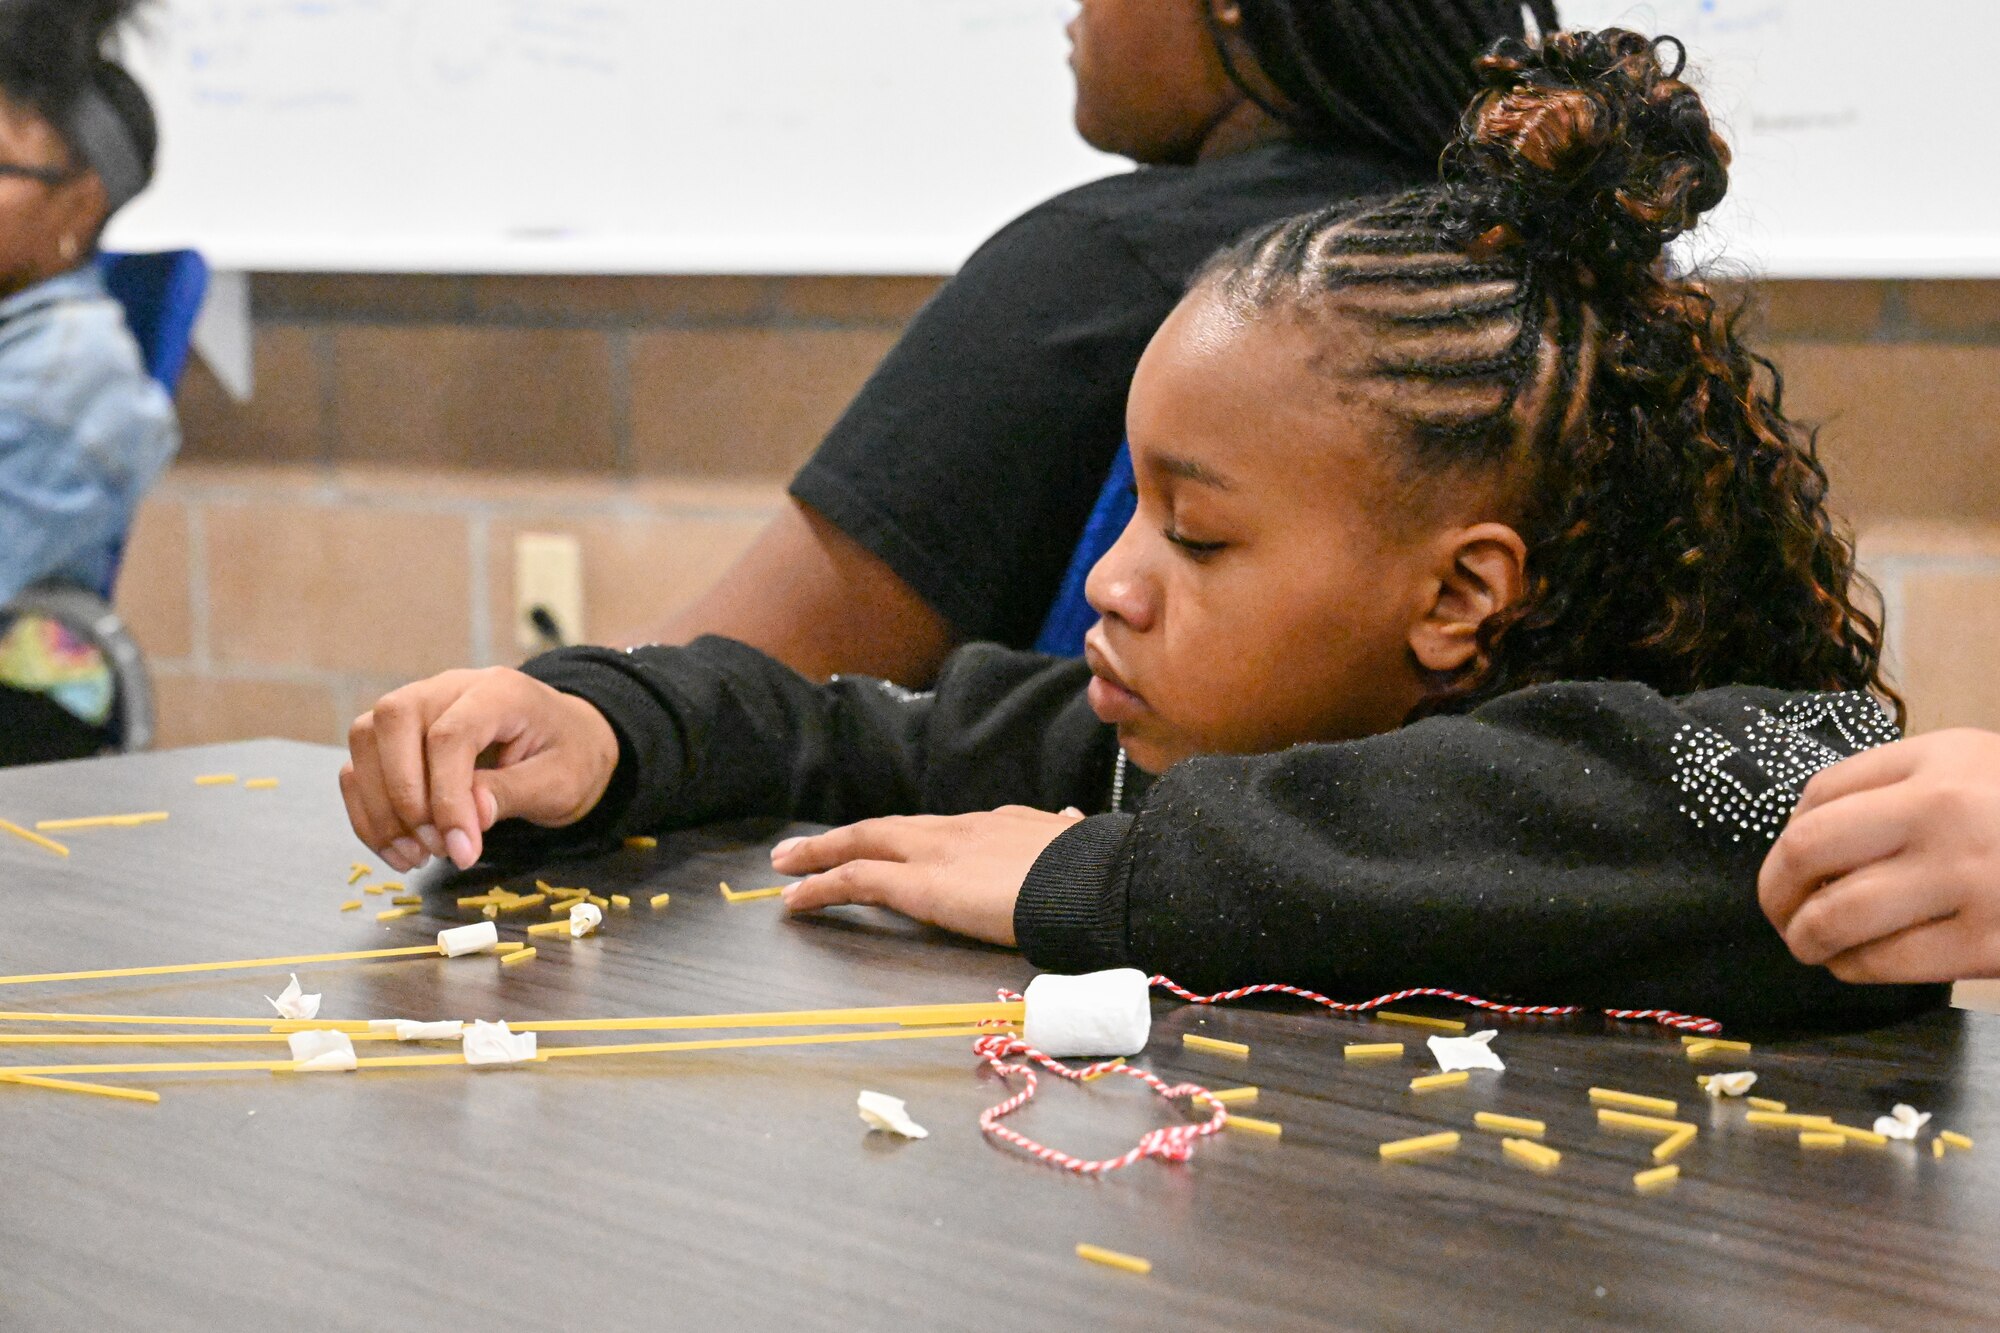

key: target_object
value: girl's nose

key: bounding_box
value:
[1084,518,1156,633]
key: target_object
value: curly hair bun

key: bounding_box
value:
[1443,29,1731,287]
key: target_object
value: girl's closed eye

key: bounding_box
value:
[1163,525,1228,559]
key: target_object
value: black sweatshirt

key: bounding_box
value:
[520,637,1941,1030]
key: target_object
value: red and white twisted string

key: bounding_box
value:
[1146,977,1722,1035]
[974,976,1721,1175]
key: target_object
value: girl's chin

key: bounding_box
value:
[1114,730,1184,776]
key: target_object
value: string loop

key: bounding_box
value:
[972,976,1720,1175]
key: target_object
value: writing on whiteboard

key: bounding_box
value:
[169,0,630,113]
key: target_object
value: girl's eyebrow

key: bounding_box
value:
[1149,452,1236,492]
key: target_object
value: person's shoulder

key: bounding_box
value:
[1040,142,1414,217]
[0,273,170,452]
[1003,142,1424,287]
[1460,678,1901,750]
[0,271,148,379]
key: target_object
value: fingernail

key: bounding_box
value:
[416,824,446,857]
[780,885,797,906]
[380,846,410,873]
[445,827,475,868]
[392,837,426,867]
[771,836,803,861]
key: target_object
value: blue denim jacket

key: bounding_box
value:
[0,264,179,602]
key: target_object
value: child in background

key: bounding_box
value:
[343,31,1937,1029]
[0,0,175,762]
[0,0,173,605]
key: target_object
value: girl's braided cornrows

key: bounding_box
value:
[1199,28,1897,719]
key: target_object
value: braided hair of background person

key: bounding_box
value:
[1204,0,1565,167]
[1193,28,1897,720]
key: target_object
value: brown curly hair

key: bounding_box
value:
[1195,28,1898,721]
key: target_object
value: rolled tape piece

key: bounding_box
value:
[568,902,604,938]
[395,1020,465,1042]
[1022,968,1152,1057]
[437,921,500,957]
[286,1029,358,1073]
[857,1089,929,1139]
[464,1019,537,1066]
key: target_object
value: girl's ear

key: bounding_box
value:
[49,172,107,262]
[1409,523,1527,675]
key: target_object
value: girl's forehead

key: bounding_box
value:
[1134,294,1392,480]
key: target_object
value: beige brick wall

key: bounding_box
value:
[116,273,2000,747]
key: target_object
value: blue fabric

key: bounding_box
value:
[1034,440,1134,656]
[0,266,180,602]
[96,250,209,390]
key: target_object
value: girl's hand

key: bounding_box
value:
[341,667,620,873]
[771,806,1087,945]
[1760,729,2000,982]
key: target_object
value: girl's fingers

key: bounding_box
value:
[337,761,393,865]
[1790,739,1922,820]
[1779,863,1956,967]
[343,721,410,860]
[769,816,946,875]
[366,684,450,838]
[423,681,519,868]
[1823,914,1991,986]
[1760,783,1923,930]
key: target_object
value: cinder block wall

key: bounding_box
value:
[112,275,2000,748]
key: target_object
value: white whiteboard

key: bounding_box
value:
[1561,0,1996,277]
[106,0,1998,277]
[108,0,1123,273]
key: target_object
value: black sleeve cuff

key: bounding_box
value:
[510,650,684,841]
[1015,813,1134,974]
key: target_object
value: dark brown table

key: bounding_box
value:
[0,740,1994,1331]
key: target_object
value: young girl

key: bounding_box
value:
[344,30,1937,1029]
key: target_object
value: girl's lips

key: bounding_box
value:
[1086,671,1148,725]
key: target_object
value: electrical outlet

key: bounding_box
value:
[514,532,585,654]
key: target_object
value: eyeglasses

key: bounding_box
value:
[0,164,75,186]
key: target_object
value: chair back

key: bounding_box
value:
[0,583,154,761]
[95,249,210,390]
[1034,441,1135,657]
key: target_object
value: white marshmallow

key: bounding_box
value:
[568,902,604,938]
[1021,968,1152,1057]
[463,1019,537,1066]
[437,921,500,957]
[286,1029,357,1073]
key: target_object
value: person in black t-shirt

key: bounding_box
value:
[648,1,1561,686]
